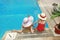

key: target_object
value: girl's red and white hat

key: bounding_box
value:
[38,13,47,20]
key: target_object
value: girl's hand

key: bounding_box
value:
[45,28,49,31]
[33,20,38,24]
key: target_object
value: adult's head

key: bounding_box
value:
[22,16,34,27]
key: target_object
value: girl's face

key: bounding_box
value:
[39,19,45,24]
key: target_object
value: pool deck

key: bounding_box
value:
[2,0,60,40]
[39,0,60,27]
[38,0,60,36]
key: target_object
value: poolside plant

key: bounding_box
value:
[51,4,60,19]
[51,3,60,34]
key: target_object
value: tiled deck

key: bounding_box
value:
[2,29,54,40]
[14,29,53,40]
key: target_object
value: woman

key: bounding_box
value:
[21,15,34,33]
[12,15,34,34]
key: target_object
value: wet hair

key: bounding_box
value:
[58,23,60,29]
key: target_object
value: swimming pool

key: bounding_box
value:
[0,0,43,39]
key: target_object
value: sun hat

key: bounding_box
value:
[22,16,34,27]
[23,17,28,23]
[28,16,34,22]
[38,13,47,20]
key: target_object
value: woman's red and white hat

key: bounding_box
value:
[38,13,47,20]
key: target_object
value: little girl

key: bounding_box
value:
[34,13,47,32]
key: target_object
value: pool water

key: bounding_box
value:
[0,0,48,39]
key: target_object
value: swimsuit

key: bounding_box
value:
[37,23,45,32]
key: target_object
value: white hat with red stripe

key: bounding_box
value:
[38,13,47,20]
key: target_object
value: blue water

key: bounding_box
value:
[0,0,48,39]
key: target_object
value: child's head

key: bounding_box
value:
[38,13,47,21]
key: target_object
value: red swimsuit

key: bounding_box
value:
[37,23,45,32]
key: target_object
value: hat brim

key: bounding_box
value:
[23,22,33,27]
[38,14,47,20]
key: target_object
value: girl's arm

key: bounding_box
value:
[33,19,40,25]
[45,22,49,30]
